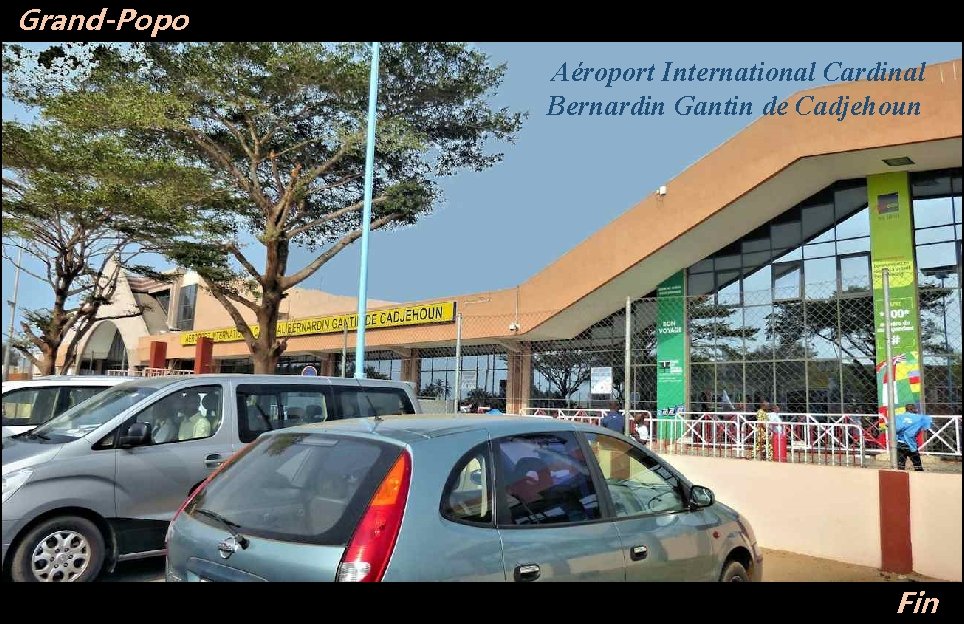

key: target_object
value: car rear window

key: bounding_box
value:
[330,386,415,420]
[187,433,403,546]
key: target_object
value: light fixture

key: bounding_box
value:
[882,156,914,167]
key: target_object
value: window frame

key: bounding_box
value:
[578,431,695,522]
[439,441,496,528]
[492,431,611,530]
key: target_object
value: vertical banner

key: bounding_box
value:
[656,271,687,440]
[868,172,922,424]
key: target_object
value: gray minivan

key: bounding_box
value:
[1,374,420,582]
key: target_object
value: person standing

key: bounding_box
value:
[895,403,932,471]
[600,401,625,434]
[753,400,771,460]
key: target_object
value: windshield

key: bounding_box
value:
[30,385,159,441]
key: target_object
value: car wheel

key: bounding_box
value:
[11,516,106,582]
[719,560,750,582]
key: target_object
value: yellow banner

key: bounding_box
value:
[181,301,456,346]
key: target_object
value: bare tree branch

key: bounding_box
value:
[282,211,403,290]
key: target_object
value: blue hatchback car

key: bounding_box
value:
[165,415,762,582]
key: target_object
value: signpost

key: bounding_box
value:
[301,365,318,377]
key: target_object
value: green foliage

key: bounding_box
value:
[1,116,222,374]
[4,42,525,371]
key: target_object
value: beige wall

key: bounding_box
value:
[909,472,963,582]
[661,455,882,568]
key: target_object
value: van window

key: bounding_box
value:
[121,385,223,445]
[236,384,331,443]
[2,387,58,427]
[61,387,107,412]
[330,386,415,421]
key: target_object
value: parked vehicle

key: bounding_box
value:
[165,414,762,582]
[2,376,130,438]
[1,374,420,582]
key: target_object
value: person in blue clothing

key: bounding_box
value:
[600,401,625,434]
[895,403,932,472]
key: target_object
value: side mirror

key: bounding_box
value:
[469,469,483,486]
[119,422,152,448]
[689,485,715,509]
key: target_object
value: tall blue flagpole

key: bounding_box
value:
[354,42,380,379]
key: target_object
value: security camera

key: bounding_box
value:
[508,322,520,332]
[657,185,667,196]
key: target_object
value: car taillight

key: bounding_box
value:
[165,446,248,546]
[336,451,411,583]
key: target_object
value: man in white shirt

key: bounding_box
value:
[175,392,211,441]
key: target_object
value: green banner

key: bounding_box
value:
[656,271,687,440]
[867,172,922,421]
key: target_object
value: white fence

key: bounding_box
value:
[520,408,962,466]
[106,368,195,377]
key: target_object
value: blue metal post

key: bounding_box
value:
[354,42,381,379]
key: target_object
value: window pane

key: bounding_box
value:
[585,433,686,516]
[836,237,870,254]
[774,361,806,413]
[804,241,836,259]
[63,387,106,413]
[802,203,835,240]
[715,255,740,271]
[914,197,955,229]
[836,206,870,240]
[742,265,772,305]
[840,255,871,292]
[915,226,956,245]
[687,272,714,297]
[775,248,802,262]
[917,242,960,288]
[138,386,222,445]
[496,432,600,526]
[771,222,801,249]
[717,272,741,306]
[187,433,401,546]
[442,444,493,525]
[237,385,329,443]
[804,257,836,298]
[772,262,801,300]
[912,174,952,199]
[834,186,868,221]
[742,239,769,253]
[2,388,48,426]
[689,259,713,273]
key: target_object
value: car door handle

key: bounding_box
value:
[513,563,541,582]
[204,453,225,468]
[630,545,648,561]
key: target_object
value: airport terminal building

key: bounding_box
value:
[65,60,962,422]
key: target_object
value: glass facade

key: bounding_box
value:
[913,170,963,415]
[686,179,876,415]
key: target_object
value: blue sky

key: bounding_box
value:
[3,42,961,336]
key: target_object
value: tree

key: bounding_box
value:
[1,121,218,375]
[14,43,524,373]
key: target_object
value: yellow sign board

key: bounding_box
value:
[180,301,457,346]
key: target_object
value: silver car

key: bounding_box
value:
[165,415,762,582]
[2,374,420,582]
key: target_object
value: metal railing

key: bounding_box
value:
[524,408,962,467]
[106,368,195,377]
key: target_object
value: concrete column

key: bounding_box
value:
[148,341,167,369]
[506,342,532,414]
[400,349,421,386]
[193,337,213,375]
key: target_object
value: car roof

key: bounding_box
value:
[1,376,130,390]
[278,413,604,446]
